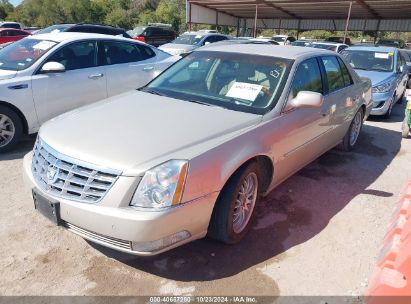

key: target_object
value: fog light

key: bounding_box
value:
[131,231,191,252]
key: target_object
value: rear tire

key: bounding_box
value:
[0,105,23,153]
[207,162,261,244]
[402,119,410,139]
[340,108,363,152]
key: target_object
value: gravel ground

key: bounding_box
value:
[0,102,410,297]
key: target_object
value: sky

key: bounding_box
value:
[10,0,22,6]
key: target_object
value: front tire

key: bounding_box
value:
[0,105,23,153]
[402,119,410,138]
[208,162,260,244]
[341,108,363,152]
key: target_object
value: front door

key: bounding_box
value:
[31,40,107,124]
[272,57,333,185]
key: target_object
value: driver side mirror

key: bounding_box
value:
[204,41,211,45]
[40,61,65,74]
[288,91,324,110]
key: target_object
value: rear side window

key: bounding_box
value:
[337,57,353,86]
[290,57,323,99]
[321,56,345,93]
[101,41,155,65]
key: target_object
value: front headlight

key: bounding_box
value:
[372,81,394,93]
[130,160,188,209]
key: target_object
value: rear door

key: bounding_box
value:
[31,40,107,124]
[99,40,158,96]
[319,56,358,141]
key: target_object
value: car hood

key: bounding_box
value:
[39,91,261,176]
[354,69,394,86]
[0,69,17,80]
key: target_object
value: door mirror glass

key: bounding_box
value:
[40,61,65,73]
[290,91,323,109]
[204,41,211,45]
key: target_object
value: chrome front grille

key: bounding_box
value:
[31,138,121,203]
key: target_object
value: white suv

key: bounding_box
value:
[0,32,178,152]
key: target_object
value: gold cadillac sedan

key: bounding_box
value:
[23,44,372,255]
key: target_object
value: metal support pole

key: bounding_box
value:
[236,18,240,37]
[343,1,353,44]
[188,1,192,32]
[216,11,219,31]
[253,1,258,38]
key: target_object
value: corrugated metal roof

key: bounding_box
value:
[188,0,411,19]
[188,0,411,31]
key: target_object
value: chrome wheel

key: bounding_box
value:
[349,111,362,146]
[233,172,258,234]
[0,114,15,148]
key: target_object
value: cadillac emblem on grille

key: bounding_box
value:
[46,164,59,184]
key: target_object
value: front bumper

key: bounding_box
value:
[23,152,218,256]
[370,91,393,116]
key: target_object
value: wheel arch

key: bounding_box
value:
[0,100,29,134]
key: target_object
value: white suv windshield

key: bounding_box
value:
[0,38,57,71]
[144,51,292,115]
[172,34,205,45]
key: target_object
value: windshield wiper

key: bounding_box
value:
[185,99,213,106]
[140,88,164,96]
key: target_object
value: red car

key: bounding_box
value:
[0,28,31,44]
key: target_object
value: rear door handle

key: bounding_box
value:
[143,66,154,72]
[88,73,104,80]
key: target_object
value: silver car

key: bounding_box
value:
[23,45,372,256]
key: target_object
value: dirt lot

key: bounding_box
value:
[1,103,410,297]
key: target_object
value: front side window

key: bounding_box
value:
[0,38,58,71]
[101,41,155,65]
[290,58,323,99]
[340,50,394,72]
[143,51,292,115]
[47,40,97,71]
[321,56,345,93]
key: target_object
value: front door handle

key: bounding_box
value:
[88,73,104,80]
[143,66,154,72]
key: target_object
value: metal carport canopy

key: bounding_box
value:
[186,0,411,32]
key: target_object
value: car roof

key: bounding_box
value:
[197,44,334,59]
[182,31,226,37]
[345,46,397,52]
[313,42,345,46]
[28,32,131,42]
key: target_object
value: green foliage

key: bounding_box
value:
[2,0,187,32]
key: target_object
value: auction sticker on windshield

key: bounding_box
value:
[226,82,263,102]
[375,53,390,59]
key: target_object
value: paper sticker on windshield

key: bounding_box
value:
[375,53,389,59]
[33,41,56,50]
[226,82,262,102]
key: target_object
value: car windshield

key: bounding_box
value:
[143,51,292,115]
[312,44,337,51]
[172,34,205,45]
[128,27,145,37]
[35,25,71,35]
[341,50,394,72]
[272,36,286,42]
[292,41,307,46]
[0,38,57,71]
